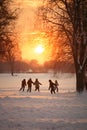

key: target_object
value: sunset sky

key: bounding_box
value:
[15,0,52,64]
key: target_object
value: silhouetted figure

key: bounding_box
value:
[33,78,42,92]
[49,80,55,94]
[19,79,26,91]
[55,80,59,92]
[27,78,33,92]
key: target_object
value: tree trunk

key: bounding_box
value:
[76,71,85,92]
[10,62,14,76]
[9,60,14,76]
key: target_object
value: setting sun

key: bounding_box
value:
[35,45,44,54]
[20,32,51,64]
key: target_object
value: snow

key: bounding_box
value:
[0,73,87,130]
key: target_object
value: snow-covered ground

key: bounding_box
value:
[0,73,87,130]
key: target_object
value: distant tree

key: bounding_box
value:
[0,0,20,75]
[5,35,21,75]
[39,0,87,92]
[29,60,40,72]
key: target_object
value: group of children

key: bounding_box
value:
[19,78,59,94]
[19,78,42,92]
[49,79,59,94]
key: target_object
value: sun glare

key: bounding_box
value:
[20,32,50,64]
[35,45,44,54]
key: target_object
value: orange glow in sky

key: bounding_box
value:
[20,33,51,64]
[15,0,52,64]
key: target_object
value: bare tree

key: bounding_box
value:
[39,0,87,92]
[0,0,20,75]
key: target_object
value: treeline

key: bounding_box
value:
[0,60,75,73]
